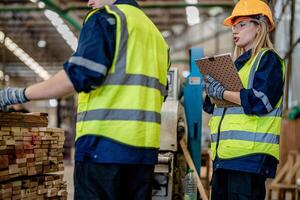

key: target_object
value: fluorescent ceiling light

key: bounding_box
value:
[0,32,4,43]
[186,6,200,26]
[185,0,198,4]
[37,39,47,48]
[0,31,51,80]
[38,2,46,9]
[44,9,78,51]
[29,1,78,51]
[171,24,185,35]
[162,31,171,38]
[4,75,10,82]
[49,99,58,107]
[208,7,224,16]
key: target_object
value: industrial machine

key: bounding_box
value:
[152,47,205,200]
[152,67,184,200]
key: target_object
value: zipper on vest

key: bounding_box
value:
[215,108,227,157]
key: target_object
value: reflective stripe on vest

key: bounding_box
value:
[76,5,169,148]
[77,109,161,123]
[211,130,279,144]
[102,6,167,96]
[212,106,283,117]
[209,48,285,160]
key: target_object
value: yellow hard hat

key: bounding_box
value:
[223,0,275,31]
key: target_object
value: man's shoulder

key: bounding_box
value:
[83,8,116,26]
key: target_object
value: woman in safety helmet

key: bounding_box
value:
[203,0,285,199]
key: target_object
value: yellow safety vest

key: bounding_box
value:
[76,5,169,148]
[209,48,285,160]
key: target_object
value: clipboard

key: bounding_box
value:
[196,53,244,107]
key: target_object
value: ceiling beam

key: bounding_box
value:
[1,0,234,12]
[63,1,234,11]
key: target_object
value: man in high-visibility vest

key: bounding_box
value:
[0,0,170,199]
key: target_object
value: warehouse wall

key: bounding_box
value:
[275,0,300,107]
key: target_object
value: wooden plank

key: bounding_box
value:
[270,152,295,187]
[284,153,300,184]
[180,139,208,200]
[0,112,48,127]
[0,155,9,170]
[0,174,67,199]
[268,151,300,200]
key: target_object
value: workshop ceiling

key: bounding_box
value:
[0,0,234,84]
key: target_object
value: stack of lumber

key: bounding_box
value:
[0,174,67,200]
[0,127,65,182]
[0,112,48,127]
[0,112,67,199]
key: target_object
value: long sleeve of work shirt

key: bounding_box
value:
[63,10,116,93]
[239,50,284,115]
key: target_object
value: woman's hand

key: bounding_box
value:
[204,75,225,100]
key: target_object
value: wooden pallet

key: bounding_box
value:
[267,151,300,200]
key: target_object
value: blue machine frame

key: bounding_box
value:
[183,47,204,174]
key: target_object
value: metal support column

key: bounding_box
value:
[183,47,204,174]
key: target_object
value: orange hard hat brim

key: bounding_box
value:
[223,15,275,31]
[223,15,235,27]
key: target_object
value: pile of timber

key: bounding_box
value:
[0,174,67,200]
[0,127,65,181]
[0,112,67,200]
[0,112,48,127]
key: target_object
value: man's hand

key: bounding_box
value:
[0,88,29,109]
[204,75,225,100]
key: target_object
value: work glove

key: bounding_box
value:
[204,75,225,100]
[0,88,29,110]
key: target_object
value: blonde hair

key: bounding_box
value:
[233,20,274,60]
